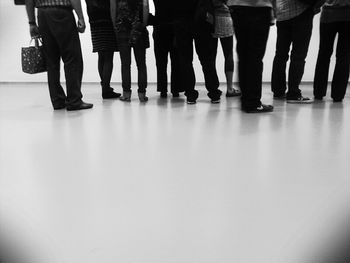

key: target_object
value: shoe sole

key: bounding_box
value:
[286,100,312,104]
[66,106,93,111]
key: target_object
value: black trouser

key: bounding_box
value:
[173,18,221,101]
[213,36,234,73]
[231,6,270,110]
[37,7,83,108]
[313,21,350,100]
[119,45,147,93]
[271,8,314,98]
[153,24,183,94]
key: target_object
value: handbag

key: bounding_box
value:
[21,38,47,74]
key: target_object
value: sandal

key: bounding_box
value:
[226,89,241,97]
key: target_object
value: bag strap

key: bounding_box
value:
[29,37,43,47]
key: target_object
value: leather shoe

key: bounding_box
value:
[53,104,66,110]
[102,91,121,99]
[66,101,93,111]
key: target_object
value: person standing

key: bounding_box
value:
[25,0,93,111]
[151,0,184,98]
[271,0,315,103]
[110,0,150,102]
[212,0,241,97]
[85,0,121,99]
[227,0,274,112]
[172,0,222,104]
[313,0,350,102]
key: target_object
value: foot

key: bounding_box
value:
[120,91,132,102]
[273,93,286,100]
[160,91,167,98]
[172,92,180,98]
[243,104,274,113]
[286,95,311,104]
[211,98,221,104]
[314,96,323,101]
[187,98,196,104]
[102,91,121,99]
[53,104,66,110]
[66,101,93,111]
[138,92,149,102]
[333,98,343,102]
[226,89,241,97]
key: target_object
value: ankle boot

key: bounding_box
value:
[120,90,132,102]
[138,91,148,102]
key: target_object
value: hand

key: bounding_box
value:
[29,24,40,38]
[206,12,214,25]
[77,18,86,33]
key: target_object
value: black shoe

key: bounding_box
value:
[287,95,311,104]
[102,91,121,99]
[273,93,286,100]
[187,98,196,104]
[172,92,180,98]
[160,91,167,98]
[333,98,343,102]
[314,96,323,101]
[211,98,221,104]
[66,101,93,111]
[244,104,274,113]
[53,104,66,110]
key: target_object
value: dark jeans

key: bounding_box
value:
[153,24,183,94]
[271,8,314,98]
[173,18,221,101]
[119,45,147,93]
[231,6,271,109]
[37,7,83,108]
[213,36,234,73]
[313,21,350,100]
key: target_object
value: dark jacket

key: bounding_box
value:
[172,0,214,28]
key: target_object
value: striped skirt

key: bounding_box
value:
[90,20,118,52]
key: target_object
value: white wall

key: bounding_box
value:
[0,1,332,84]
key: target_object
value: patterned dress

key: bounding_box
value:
[212,0,234,38]
[114,0,149,49]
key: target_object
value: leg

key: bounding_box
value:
[133,45,147,93]
[271,20,292,97]
[119,45,132,92]
[331,21,350,101]
[98,51,115,92]
[153,26,170,95]
[219,36,237,95]
[169,33,184,95]
[194,22,221,101]
[37,9,66,109]
[119,45,132,101]
[233,6,272,111]
[287,8,314,99]
[313,22,337,99]
[45,8,84,107]
[174,18,197,102]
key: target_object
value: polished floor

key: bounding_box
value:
[1,83,350,263]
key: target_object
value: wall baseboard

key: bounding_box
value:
[0,81,348,85]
